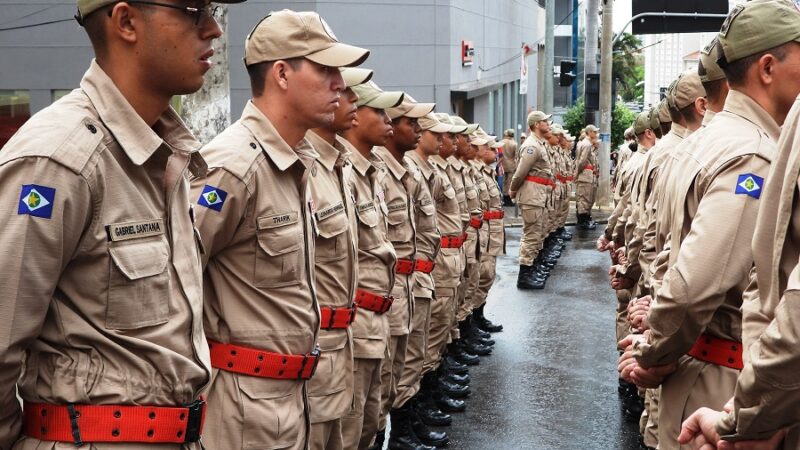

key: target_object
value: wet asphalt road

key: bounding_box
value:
[440,226,642,450]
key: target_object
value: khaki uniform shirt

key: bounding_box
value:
[456,157,482,265]
[191,102,320,445]
[717,96,800,443]
[605,145,648,242]
[305,131,358,423]
[372,146,418,335]
[430,155,464,288]
[479,162,506,256]
[575,138,597,183]
[510,134,553,208]
[343,139,396,360]
[404,152,442,300]
[634,90,778,367]
[470,159,491,255]
[501,138,518,178]
[0,61,210,449]
[445,156,469,231]
[614,143,633,187]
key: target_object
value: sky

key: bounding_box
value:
[614,2,633,33]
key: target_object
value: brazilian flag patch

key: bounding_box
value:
[735,174,763,199]
[18,184,56,219]
[198,185,228,212]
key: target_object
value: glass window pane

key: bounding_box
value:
[0,90,31,148]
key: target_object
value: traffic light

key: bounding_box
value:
[559,60,577,87]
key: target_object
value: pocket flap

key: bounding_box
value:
[355,201,380,227]
[317,331,348,352]
[257,213,301,256]
[316,205,348,239]
[108,238,169,281]
[238,373,297,400]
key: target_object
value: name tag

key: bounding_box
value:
[387,201,407,212]
[316,202,345,221]
[258,212,299,229]
[358,201,376,212]
[106,219,164,242]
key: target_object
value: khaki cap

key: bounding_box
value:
[469,134,489,146]
[550,124,566,136]
[341,67,373,88]
[419,114,452,133]
[658,99,671,123]
[699,37,726,83]
[665,76,681,109]
[244,10,369,67]
[504,128,515,137]
[434,113,468,134]
[584,124,599,133]
[649,107,661,131]
[490,139,503,149]
[451,116,480,135]
[718,1,800,64]
[386,94,435,120]
[351,81,404,109]
[77,0,245,20]
[634,110,652,135]
[527,110,552,126]
[672,70,705,110]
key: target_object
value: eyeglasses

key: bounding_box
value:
[115,1,222,26]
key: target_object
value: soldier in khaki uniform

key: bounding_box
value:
[619,3,800,449]
[191,11,368,450]
[306,69,387,450]
[338,75,403,450]
[501,129,519,204]
[510,110,554,290]
[371,95,432,450]
[575,124,599,229]
[551,125,574,242]
[0,0,239,448]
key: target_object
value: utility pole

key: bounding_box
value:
[584,0,599,124]
[543,0,555,113]
[181,7,232,145]
[598,0,613,207]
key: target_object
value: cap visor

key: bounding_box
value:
[423,123,452,133]
[469,137,489,145]
[364,92,405,109]
[341,67,373,88]
[463,123,479,134]
[450,125,468,134]
[403,103,435,118]
[306,42,370,68]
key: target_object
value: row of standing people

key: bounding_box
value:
[600,1,800,448]
[0,3,509,450]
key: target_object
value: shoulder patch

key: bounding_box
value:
[735,173,763,199]
[198,185,228,211]
[527,147,534,154]
[18,184,56,219]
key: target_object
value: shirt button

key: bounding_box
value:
[250,143,257,149]
[87,124,97,134]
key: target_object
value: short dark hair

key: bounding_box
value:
[247,58,303,97]
[668,105,683,124]
[702,78,727,105]
[679,102,702,125]
[720,44,788,87]
[82,5,113,56]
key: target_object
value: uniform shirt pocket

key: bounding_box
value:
[106,235,171,330]
[315,202,348,262]
[255,212,302,288]
[386,200,412,243]
[356,200,382,250]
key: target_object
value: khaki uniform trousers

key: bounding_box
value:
[379,333,409,430]
[641,388,660,449]
[456,228,479,324]
[615,289,633,343]
[657,357,738,450]
[576,181,593,214]
[204,370,307,450]
[474,254,497,309]
[424,286,457,373]
[466,226,489,312]
[518,205,546,266]
[341,358,383,450]
[395,296,432,407]
[559,188,570,227]
[310,420,343,450]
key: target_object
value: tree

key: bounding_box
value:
[562,98,636,149]
[612,32,645,102]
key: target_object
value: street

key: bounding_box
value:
[443,226,642,450]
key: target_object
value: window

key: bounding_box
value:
[0,90,31,148]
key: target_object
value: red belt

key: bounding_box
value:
[208,340,320,380]
[469,216,482,229]
[414,258,435,273]
[23,399,206,445]
[525,176,555,189]
[687,333,743,370]
[584,164,595,171]
[354,289,393,314]
[441,235,465,248]
[320,305,357,329]
[396,258,415,275]
[483,210,504,220]
[566,176,575,181]
[556,174,568,183]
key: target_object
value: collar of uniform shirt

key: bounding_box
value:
[306,130,340,171]
[81,60,198,166]
[373,146,408,180]
[429,155,448,170]
[240,101,317,171]
[723,89,782,142]
[406,151,434,180]
[446,155,463,170]
[340,137,374,176]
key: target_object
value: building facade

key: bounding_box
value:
[0,0,545,146]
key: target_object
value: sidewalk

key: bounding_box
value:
[502,200,612,228]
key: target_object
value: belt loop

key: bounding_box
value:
[67,403,83,447]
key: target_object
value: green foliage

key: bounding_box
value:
[612,32,645,102]
[561,98,636,149]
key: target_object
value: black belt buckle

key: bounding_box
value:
[381,296,394,314]
[183,399,206,443]
[299,346,322,380]
[348,305,358,325]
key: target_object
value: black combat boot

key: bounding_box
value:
[517,264,545,290]
[367,428,385,450]
[415,374,453,426]
[577,213,592,230]
[409,401,450,447]
[432,384,467,413]
[447,342,479,366]
[388,403,437,450]
[443,350,470,374]
[557,226,573,241]
[474,304,503,332]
